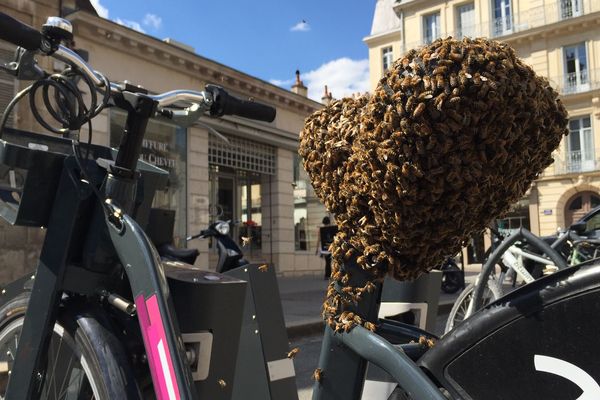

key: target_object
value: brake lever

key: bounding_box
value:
[157,103,230,145]
[0,47,45,80]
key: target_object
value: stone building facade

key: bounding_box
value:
[365,0,600,262]
[0,0,329,282]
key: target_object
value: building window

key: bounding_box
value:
[567,116,594,173]
[110,111,188,244]
[492,0,512,36]
[456,3,476,38]
[382,46,393,72]
[564,43,589,93]
[423,12,441,44]
[560,0,582,19]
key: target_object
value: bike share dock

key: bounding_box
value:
[279,264,481,338]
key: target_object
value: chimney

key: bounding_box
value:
[291,70,308,97]
[321,85,333,105]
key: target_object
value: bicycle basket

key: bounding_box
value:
[0,127,168,227]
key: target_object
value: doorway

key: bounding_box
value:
[209,167,265,263]
[564,191,600,228]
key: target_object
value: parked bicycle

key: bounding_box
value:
[0,13,301,400]
[445,214,600,332]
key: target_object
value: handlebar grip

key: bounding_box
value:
[206,84,276,123]
[0,13,42,51]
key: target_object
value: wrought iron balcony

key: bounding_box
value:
[552,150,599,175]
[548,68,600,95]
[399,0,599,54]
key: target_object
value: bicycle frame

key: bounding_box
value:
[3,88,199,399]
[312,258,446,400]
[466,228,569,318]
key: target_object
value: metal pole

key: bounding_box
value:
[312,256,382,400]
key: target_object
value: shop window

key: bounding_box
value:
[496,200,530,236]
[110,111,187,245]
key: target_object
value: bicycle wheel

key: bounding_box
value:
[0,292,141,399]
[444,281,502,333]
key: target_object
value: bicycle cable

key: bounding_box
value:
[0,63,114,216]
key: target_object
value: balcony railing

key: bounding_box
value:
[400,0,599,54]
[491,16,514,37]
[553,150,599,175]
[548,68,600,95]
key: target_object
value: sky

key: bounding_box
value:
[88,0,376,102]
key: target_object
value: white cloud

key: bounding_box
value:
[297,58,370,102]
[114,18,145,33]
[90,0,109,18]
[290,20,310,32]
[143,13,162,29]
[269,78,294,86]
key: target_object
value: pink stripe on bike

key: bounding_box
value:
[135,294,181,400]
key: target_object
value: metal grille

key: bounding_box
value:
[0,46,16,128]
[209,134,276,175]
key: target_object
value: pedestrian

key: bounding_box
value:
[317,216,337,279]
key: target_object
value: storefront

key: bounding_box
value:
[207,134,277,263]
[110,111,188,244]
[0,2,331,277]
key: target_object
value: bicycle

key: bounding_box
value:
[445,222,600,332]
[0,13,294,400]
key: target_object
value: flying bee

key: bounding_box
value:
[258,264,269,272]
[287,347,300,359]
[240,236,252,247]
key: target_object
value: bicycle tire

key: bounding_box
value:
[0,292,141,399]
[444,281,502,333]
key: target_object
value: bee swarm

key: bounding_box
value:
[299,37,568,332]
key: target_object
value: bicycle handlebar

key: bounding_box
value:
[0,13,42,51]
[0,12,276,123]
[206,84,276,122]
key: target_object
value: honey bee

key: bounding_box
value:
[258,264,269,272]
[412,103,426,118]
[313,368,323,383]
[364,321,377,332]
[287,347,300,359]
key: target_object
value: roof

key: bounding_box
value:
[370,0,402,36]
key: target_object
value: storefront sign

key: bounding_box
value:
[141,138,177,169]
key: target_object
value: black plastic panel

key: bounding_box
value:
[419,261,600,400]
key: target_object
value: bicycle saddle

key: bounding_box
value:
[418,261,600,399]
[158,244,200,265]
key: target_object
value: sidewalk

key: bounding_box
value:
[278,265,481,339]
